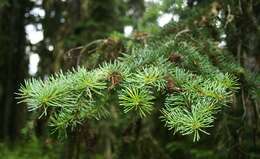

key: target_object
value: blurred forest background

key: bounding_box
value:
[0,0,259,159]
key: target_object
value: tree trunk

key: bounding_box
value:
[0,0,28,142]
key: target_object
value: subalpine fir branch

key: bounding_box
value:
[18,29,239,142]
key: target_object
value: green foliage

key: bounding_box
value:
[0,138,59,159]
[162,101,214,142]
[6,0,258,158]
[18,22,240,141]
[129,66,167,90]
[0,0,9,7]
[119,86,154,118]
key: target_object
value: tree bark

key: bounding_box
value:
[0,0,29,142]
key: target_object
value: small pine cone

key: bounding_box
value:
[168,52,183,64]
[165,76,182,93]
[108,72,122,90]
[133,31,149,41]
[104,37,118,45]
